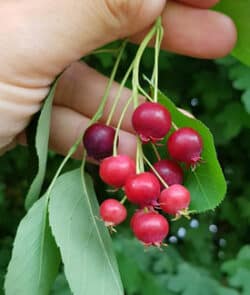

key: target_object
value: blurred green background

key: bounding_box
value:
[1,43,250,295]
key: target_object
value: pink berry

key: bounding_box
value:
[159,184,191,215]
[124,172,160,207]
[131,211,169,246]
[132,102,172,143]
[83,123,116,160]
[100,155,136,188]
[100,199,127,226]
[152,159,183,188]
[167,127,203,167]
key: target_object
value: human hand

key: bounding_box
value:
[0,0,236,156]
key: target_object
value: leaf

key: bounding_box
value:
[168,263,218,295]
[49,169,124,295]
[25,82,57,210]
[168,263,238,295]
[4,196,60,295]
[158,91,227,212]
[222,245,250,276]
[215,0,250,66]
[51,274,72,295]
[229,269,250,295]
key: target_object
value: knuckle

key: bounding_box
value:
[104,0,144,30]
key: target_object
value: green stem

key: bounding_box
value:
[120,195,127,205]
[132,24,158,108]
[152,17,163,102]
[143,155,169,189]
[113,96,133,156]
[106,61,134,125]
[151,143,161,161]
[91,40,127,123]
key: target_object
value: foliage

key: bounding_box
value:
[1,20,250,295]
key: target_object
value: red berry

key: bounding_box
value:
[167,127,203,167]
[83,123,116,160]
[124,172,160,207]
[131,211,169,246]
[100,155,136,188]
[132,102,172,143]
[159,184,191,215]
[100,199,127,226]
[153,159,183,188]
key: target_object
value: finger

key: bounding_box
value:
[54,62,144,133]
[49,106,137,159]
[132,1,237,58]
[175,0,220,9]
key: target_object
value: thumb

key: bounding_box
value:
[0,0,165,151]
[1,0,166,79]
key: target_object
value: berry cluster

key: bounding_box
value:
[83,102,203,247]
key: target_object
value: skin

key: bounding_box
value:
[0,0,237,158]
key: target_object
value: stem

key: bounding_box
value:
[172,122,178,130]
[132,24,158,108]
[46,134,83,199]
[91,40,127,123]
[106,61,134,125]
[143,155,169,189]
[151,143,161,161]
[151,17,163,103]
[113,96,133,156]
[120,196,127,205]
[136,138,145,174]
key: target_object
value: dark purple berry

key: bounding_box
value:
[83,123,116,160]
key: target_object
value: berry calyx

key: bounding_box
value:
[124,172,160,207]
[100,199,127,227]
[131,211,169,246]
[167,127,203,168]
[83,123,116,160]
[100,155,136,188]
[152,159,183,188]
[159,184,191,219]
[132,102,172,143]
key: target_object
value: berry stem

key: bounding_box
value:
[132,23,158,108]
[136,138,145,173]
[151,17,164,103]
[91,40,127,123]
[143,155,169,189]
[106,61,134,126]
[113,95,133,156]
[172,122,178,130]
[151,143,161,161]
[120,196,127,205]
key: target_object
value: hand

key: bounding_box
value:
[0,0,236,157]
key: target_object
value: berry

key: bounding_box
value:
[124,172,160,207]
[131,211,169,246]
[159,184,191,216]
[83,123,116,160]
[153,159,183,188]
[167,127,203,167]
[100,199,127,227]
[132,102,171,143]
[100,155,136,188]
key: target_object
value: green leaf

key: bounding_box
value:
[168,263,218,295]
[25,82,57,210]
[49,169,124,295]
[215,0,250,66]
[222,245,250,275]
[229,269,250,295]
[168,263,238,295]
[158,91,227,212]
[4,196,60,295]
[51,274,72,295]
